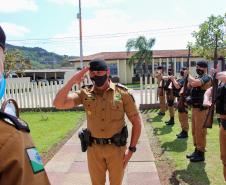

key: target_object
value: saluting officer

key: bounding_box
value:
[204,71,226,181]
[53,59,141,185]
[0,26,51,185]
[155,66,166,116]
[170,67,189,138]
[186,61,212,162]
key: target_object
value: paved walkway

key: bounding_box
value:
[45,90,161,185]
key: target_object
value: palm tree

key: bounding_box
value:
[126,36,155,76]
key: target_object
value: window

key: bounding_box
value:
[109,63,118,76]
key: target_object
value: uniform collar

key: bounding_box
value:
[89,80,115,93]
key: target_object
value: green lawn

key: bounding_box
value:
[20,111,85,155]
[145,109,225,185]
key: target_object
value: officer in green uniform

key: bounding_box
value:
[53,59,141,185]
[204,71,226,181]
[186,61,212,162]
[0,26,50,185]
[170,67,189,138]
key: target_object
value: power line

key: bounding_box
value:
[8,24,198,42]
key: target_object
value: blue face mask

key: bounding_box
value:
[0,75,6,100]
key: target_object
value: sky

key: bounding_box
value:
[0,0,225,56]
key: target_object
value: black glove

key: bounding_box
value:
[0,26,6,50]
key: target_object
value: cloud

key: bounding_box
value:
[0,22,30,37]
[48,8,198,55]
[49,0,126,8]
[0,0,38,13]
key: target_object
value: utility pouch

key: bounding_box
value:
[78,128,92,152]
[111,125,128,147]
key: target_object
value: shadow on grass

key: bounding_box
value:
[169,162,210,185]
[161,138,188,152]
[153,124,173,135]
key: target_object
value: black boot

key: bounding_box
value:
[158,112,165,116]
[166,117,174,125]
[190,150,205,162]
[176,130,188,139]
[186,148,197,159]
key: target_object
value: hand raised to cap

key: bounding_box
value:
[70,67,89,85]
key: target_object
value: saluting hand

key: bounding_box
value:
[123,149,133,169]
[69,67,89,85]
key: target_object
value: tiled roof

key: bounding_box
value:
[69,49,195,63]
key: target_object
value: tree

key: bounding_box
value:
[5,49,31,77]
[126,36,155,76]
[191,14,226,60]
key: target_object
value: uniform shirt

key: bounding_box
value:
[73,81,139,138]
[197,74,212,90]
[177,77,185,87]
[0,120,50,185]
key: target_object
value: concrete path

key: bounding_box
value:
[45,120,161,185]
[45,90,161,185]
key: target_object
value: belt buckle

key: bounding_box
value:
[93,139,97,144]
[99,138,104,144]
[108,139,111,144]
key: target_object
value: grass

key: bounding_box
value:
[145,108,225,185]
[20,111,85,155]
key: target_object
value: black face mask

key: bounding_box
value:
[196,69,204,75]
[168,72,172,76]
[90,74,107,87]
[180,71,184,76]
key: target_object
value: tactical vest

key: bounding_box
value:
[216,84,226,115]
[172,83,181,97]
[190,87,206,106]
[164,79,171,91]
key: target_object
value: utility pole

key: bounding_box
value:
[77,0,83,68]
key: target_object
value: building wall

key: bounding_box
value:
[72,56,209,84]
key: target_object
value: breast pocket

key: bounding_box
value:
[110,101,124,121]
[84,100,96,119]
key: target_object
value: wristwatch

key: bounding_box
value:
[129,146,137,153]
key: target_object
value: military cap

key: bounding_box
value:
[89,59,108,71]
[196,61,208,68]
[0,26,6,50]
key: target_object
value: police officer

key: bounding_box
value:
[0,26,51,185]
[155,66,166,116]
[204,71,226,181]
[164,68,175,125]
[170,67,189,138]
[53,59,141,185]
[186,61,212,162]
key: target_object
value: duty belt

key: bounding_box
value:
[92,137,112,145]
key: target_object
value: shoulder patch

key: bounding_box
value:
[116,83,128,91]
[26,147,44,174]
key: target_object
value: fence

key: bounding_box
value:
[139,76,159,109]
[1,77,91,109]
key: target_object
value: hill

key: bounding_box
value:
[6,43,77,69]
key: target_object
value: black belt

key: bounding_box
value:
[92,137,112,145]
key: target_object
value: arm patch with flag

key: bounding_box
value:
[26,147,44,174]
